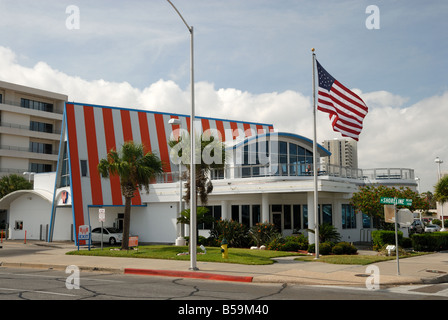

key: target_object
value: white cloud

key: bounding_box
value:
[0,46,446,193]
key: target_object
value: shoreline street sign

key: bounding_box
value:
[379,197,413,276]
[380,197,412,206]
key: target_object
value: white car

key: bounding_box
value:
[424,224,441,233]
[91,227,123,245]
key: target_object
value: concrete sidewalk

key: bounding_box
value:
[1,240,448,287]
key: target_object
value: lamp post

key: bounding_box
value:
[23,171,35,182]
[169,118,186,246]
[435,157,445,231]
[166,0,198,270]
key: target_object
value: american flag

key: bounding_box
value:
[316,60,368,141]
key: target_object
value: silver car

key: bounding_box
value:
[91,227,123,245]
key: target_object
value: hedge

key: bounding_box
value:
[411,232,448,252]
[372,230,402,250]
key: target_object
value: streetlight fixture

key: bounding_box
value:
[435,157,445,231]
[165,0,198,270]
[168,118,187,246]
[23,171,35,182]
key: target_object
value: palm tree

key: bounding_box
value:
[169,132,226,206]
[97,141,163,250]
[435,175,448,227]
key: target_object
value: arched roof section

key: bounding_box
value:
[228,132,331,157]
[0,189,53,210]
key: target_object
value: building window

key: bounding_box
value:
[30,162,52,173]
[21,98,53,112]
[30,141,53,154]
[342,204,357,229]
[199,206,222,230]
[30,121,53,134]
[293,205,301,230]
[322,204,333,225]
[362,213,371,228]
[80,160,88,177]
[252,205,261,226]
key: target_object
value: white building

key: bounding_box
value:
[0,101,418,245]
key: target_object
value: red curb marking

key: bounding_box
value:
[124,268,253,283]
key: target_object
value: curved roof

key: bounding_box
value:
[0,189,53,210]
[228,132,331,157]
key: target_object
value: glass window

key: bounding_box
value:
[284,205,291,229]
[231,205,239,222]
[242,205,250,226]
[303,205,308,229]
[342,204,357,229]
[293,205,301,230]
[80,160,88,177]
[322,204,332,225]
[252,205,261,226]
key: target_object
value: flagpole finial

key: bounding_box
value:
[311,48,315,52]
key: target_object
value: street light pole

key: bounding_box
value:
[166,0,198,270]
[435,157,445,231]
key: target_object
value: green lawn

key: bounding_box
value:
[66,245,304,265]
[294,252,428,265]
[67,245,430,266]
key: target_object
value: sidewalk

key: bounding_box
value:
[2,240,448,287]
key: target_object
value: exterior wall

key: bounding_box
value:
[9,194,51,240]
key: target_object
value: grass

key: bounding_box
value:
[66,245,304,265]
[67,245,430,266]
[294,252,429,265]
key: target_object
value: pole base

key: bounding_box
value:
[175,237,187,246]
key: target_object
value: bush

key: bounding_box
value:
[332,242,357,255]
[249,222,280,247]
[209,219,250,248]
[372,230,402,251]
[307,242,333,255]
[267,234,309,252]
[411,232,448,251]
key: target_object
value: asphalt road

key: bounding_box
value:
[1,267,447,303]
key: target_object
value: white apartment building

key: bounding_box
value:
[0,81,67,178]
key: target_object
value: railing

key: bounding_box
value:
[154,165,415,184]
[0,121,61,135]
[1,99,63,115]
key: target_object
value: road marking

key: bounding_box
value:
[0,287,77,297]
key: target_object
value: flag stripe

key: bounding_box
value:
[316,60,368,141]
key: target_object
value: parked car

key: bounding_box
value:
[424,224,441,233]
[91,227,123,245]
[409,220,425,234]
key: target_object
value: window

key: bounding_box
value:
[30,163,52,173]
[199,206,222,230]
[252,205,261,226]
[30,141,53,154]
[30,121,53,133]
[21,98,53,112]
[284,205,292,229]
[80,160,88,177]
[322,204,332,225]
[342,204,357,229]
[293,205,301,230]
[231,205,239,222]
[15,220,23,230]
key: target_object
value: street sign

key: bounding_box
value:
[99,208,106,222]
[380,197,412,206]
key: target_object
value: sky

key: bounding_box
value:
[0,0,447,193]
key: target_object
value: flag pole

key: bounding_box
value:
[311,48,319,259]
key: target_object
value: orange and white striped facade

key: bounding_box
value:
[51,102,274,242]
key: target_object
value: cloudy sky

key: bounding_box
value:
[0,0,446,192]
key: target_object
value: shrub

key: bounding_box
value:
[209,219,250,248]
[249,222,280,247]
[266,234,309,252]
[307,242,334,255]
[411,232,448,251]
[332,242,357,255]
[372,230,402,251]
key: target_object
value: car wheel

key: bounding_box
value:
[109,237,117,245]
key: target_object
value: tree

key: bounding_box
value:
[169,132,226,206]
[434,176,448,220]
[0,174,33,199]
[350,185,429,229]
[97,141,163,250]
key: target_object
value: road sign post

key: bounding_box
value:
[99,208,106,250]
[380,197,412,276]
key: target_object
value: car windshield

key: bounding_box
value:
[106,228,121,233]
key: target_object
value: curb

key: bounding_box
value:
[124,268,253,283]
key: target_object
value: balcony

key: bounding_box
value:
[154,164,416,187]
